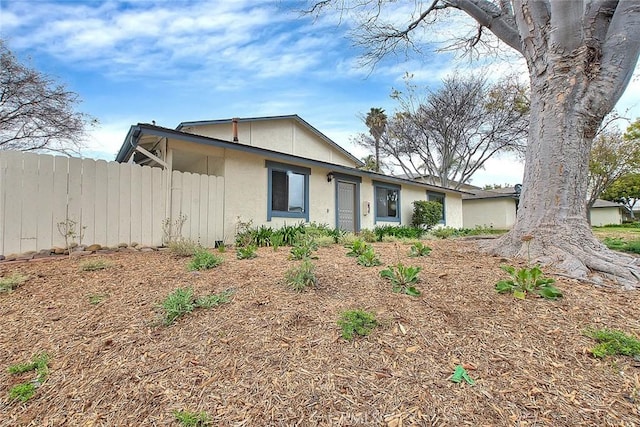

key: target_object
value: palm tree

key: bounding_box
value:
[365,107,387,172]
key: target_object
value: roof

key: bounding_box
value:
[176,114,364,167]
[463,187,520,200]
[395,172,482,191]
[592,199,625,209]
[116,123,466,196]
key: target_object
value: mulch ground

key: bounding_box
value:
[1,239,639,427]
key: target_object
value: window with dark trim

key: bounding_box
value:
[427,191,446,224]
[266,161,310,221]
[373,181,401,222]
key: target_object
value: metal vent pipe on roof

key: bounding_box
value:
[232,117,239,142]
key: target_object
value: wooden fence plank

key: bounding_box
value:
[51,156,69,248]
[106,161,120,247]
[80,158,96,246]
[199,175,210,246]
[93,160,108,246]
[152,167,165,246]
[67,157,83,246]
[20,153,39,252]
[118,162,132,245]
[130,163,142,245]
[35,155,55,251]
[2,152,23,254]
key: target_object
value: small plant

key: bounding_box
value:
[289,235,318,260]
[279,223,305,245]
[337,309,378,340]
[430,227,457,239]
[173,409,212,427]
[7,352,50,402]
[188,250,222,271]
[495,265,562,300]
[356,247,382,267]
[409,242,432,257]
[88,294,108,305]
[56,217,86,256]
[162,213,188,245]
[584,328,640,358]
[358,229,377,243]
[0,273,28,293]
[380,263,422,296]
[253,225,274,247]
[236,245,257,260]
[285,259,317,292]
[169,239,201,257]
[216,242,226,253]
[271,232,284,251]
[79,258,111,271]
[345,238,368,257]
[160,288,232,325]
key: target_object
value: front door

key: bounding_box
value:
[337,181,357,232]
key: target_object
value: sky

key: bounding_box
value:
[1,0,639,188]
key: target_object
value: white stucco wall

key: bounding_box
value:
[590,207,622,226]
[463,198,517,229]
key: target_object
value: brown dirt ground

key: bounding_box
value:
[1,239,639,427]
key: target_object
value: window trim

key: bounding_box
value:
[266,160,310,221]
[427,191,446,225]
[373,180,401,223]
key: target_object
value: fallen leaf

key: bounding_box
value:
[398,323,407,335]
[405,346,419,353]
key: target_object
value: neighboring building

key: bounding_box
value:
[116,115,464,242]
[461,186,625,228]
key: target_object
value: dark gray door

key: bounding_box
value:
[337,181,357,232]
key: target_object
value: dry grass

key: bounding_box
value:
[1,241,639,426]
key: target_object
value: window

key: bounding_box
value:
[266,161,310,221]
[373,181,401,222]
[427,191,446,224]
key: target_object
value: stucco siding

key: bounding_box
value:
[590,207,622,226]
[463,198,516,229]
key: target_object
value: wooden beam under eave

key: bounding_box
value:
[135,145,168,169]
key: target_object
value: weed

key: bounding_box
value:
[88,294,108,305]
[271,232,284,251]
[357,247,381,267]
[56,217,86,255]
[216,242,226,253]
[409,242,432,257]
[169,239,201,257]
[236,245,257,260]
[0,273,28,293]
[380,263,422,296]
[161,287,196,325]
[188,250,222,271]
[79,258,111,271]
[495,265,562,300]
[285,259,317,292]
[289,235,318,260]
[9,383,36,402]
[358,229,377,243]
[7,353,50,402]
[430,227,457,239]
[584,328,640,358]
[375,225,424,241]
[345,239,368,257]
[195,290,233,309]
[162,213,188,245]
[173,409,212,427]
[337,309,377,340]
[315,235,335,247]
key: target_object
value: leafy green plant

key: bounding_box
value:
[430,227,457,239]
[253,225,274,247]
[160,288,232,325]
[285,259,317,292]
[495,265,562,300]
[236,245,257,259]
[279,223,305,245]
[345,238,369,257]
[289,235,318,260]
[79,258,111,271]
[216,242,226,253]
[0,273,28,293]
[409,242,432,257]
[187,250,222,271]
[7,353,50,402]
[380,263,422,296]
[337,309,378,340]
[356,247,381,267]
[88,294,108,305]
[169,239,201,257]
[584,328,640,358]
[270,232,284,251]
[315,235,335,247]
[411,200,443,229]
[374,225,424,241]
[173,409,212,427]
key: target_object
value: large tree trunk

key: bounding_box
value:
[489,53,640,289]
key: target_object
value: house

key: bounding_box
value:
[115,115,464,244]
[462,186,625,228]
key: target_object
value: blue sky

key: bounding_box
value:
[2,0,639,187]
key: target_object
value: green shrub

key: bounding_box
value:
[173,409,212,427]
[188,250,222,271]
[374,225,424,241]
[285,259,317,292]
[380,263,422,296]
[412,200,443,229]
[584,328,640,358]
[79,258,111,271]
[160,288,232,325]
[409,242,432,257]
[236,245,257,259]
[338,309,378,340]
[356,247,381,267]
[345,238,369,257]
[270,232,284,250]
[169,239,202,257]
[495,265,562,300]
[279,223,306,245]
[252,225,274,247]
[289,235,318,260]
[358,229,377,243]
[315,235,336,247]
[603,237,627,250]
[0,273,28,293]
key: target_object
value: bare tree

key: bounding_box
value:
[355,73,528,190]
[0,40,95,155]
[308,0,640,288]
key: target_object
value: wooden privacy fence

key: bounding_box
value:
[0,151,224,256]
